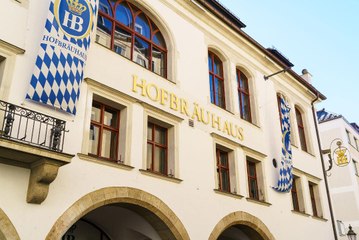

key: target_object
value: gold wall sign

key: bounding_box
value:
[331,139,351,167]
[132,75,244,141]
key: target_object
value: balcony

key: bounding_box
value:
[0,100,73,204]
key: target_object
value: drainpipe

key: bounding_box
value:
[311,93,338,240]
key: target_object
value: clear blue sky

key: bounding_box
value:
[218,0,359,124]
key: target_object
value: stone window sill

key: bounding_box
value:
[311,215,328,222]
[214,189,244,199]
[246,197,272,206]
[291,210,310,217]
[139,169,182,183]
[77,153,134,171]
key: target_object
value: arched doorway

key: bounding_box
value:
[217,224,264,240]
[47,187,190,240]
[209,211,275,240]
[0,208,20,240]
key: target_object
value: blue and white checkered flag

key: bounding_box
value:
[26,0,98,115]
[273,96,293,192]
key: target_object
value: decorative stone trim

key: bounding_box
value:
[312,215,328,222]
[291,210,310,217]
[45,187,190,240]
[208,211,275,240]
[245,197,272,207]
[78,153,134,171]
[0,208,20,240]
[139,169,183,183]
[0,138,74,204]
[214,189,244,199]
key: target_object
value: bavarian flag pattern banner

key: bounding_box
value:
[273,96,293,192]
[26,0,97,114]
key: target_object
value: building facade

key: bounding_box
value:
[318,109,359,239]
[0,0,334,239]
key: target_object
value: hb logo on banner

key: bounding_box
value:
[56,0,92,37]
[26,0,97,115]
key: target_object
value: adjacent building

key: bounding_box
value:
[318,109,359,239]
[0,0,334,239]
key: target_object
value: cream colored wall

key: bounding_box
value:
[0,0,334,239]
[319,118,359,237]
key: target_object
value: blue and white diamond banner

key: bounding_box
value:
[273,96,293,192]
[26,0,98,115]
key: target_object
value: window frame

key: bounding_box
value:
[147,122,168,175]
[291,176,300,212]
[89,101,121,161]
[216,148,231,192]
[309,182,319,217]
[247,160,259,200]
[96,0,168,78]
[237,69,251,122]
[353,159,359,176]
[295,107,308,152]
[208,51,226,109]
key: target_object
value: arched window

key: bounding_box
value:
[96,0,167,78]
[237,69,251,122]
[295,107,307,151]
[208,51,225,108]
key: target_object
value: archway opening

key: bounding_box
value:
[62,203,176,240]
[218,225,264,240]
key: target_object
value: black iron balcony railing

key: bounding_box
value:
[0,100,67,152]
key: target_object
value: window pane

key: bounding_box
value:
[299,129,307,151]
[101,129,117,159]
[248,163,256,177]
[104,107,118,127]
[215,77,225,108]
[250,179,258,199]
[209,74,214,103]
[208,55,213,71]
[240,94,250,121]
[152,47,165,77]
[114,26,131,59]
[135,13,151,39]
[221,169,230,192]
[88,125,99,155]
[154,147,166,173]
[91,104,101,122]
[134,37,150,68]
[147,123,153,141]
[214,56,222,76]
[115,3,132,27]
[153,32,166,48]
[96,16,113,48]
[154,126,166,145]
[99,0,112,16]
[220,152,228,166]
[147,143,152,169]
[239,73,248,90]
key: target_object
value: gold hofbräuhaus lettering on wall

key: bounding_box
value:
[132,75,244,141]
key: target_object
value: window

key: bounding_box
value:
[216,148,230,192]
[309,182,322,217]
[354,137,359,150]
[237,69,251,122]
[96,0,167,77]
[0,56,5,87]
[346,130,351,144]
[147,122,168,175]
[247,160,259,200]
[295,107,308,152]
[88,101,120,161]
[353,159,359,176]
[291,176,305,212]
[208,51,225,109]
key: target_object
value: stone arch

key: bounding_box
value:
[208,211,275,240]
[0,208,20,240]
[45,187,190,240]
